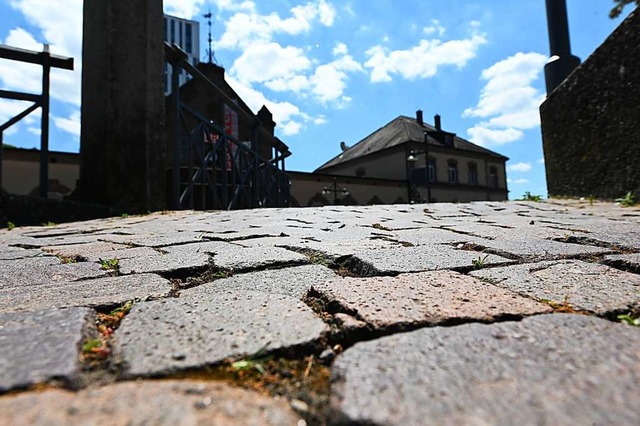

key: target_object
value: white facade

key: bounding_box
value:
[163,14,200,95]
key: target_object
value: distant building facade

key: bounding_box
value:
[305,111,509,204]
[163,14,200,94]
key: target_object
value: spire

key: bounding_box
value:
[203,10,217,64]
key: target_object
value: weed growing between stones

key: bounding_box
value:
[472,254,490,269]
[618,311,640,326]
[169,354,332,425]
[98,258,120,273]
[539,296,590,315]
[81,301,134,368]
[6,221,15,230]
[615,191,637,207]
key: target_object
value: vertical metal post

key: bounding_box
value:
[39,47,51,198]
[424,131,431,203]
[171,58,181,209]
[0,130,3,192]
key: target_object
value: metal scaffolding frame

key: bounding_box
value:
[0,44,74,197]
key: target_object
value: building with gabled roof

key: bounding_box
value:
[313,110,509,203]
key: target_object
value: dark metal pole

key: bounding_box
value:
[0,130,3,192]
[39,47,51,198]
[544,0,581,94]
[171,58,182,209]
[424,131,431,203]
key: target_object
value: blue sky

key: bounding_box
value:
[0,0,634,199]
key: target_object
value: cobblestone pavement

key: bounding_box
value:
[1,199,639,425]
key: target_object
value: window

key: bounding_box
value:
[185,23,193,53]
[163,18,167,41]
[447,160,458,183]
[428,157,437,182]
[170,20,175,44]
[179,21,183,48]
[468,162,478,186]
[489,167,499,188]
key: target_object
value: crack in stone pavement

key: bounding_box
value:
[1,200,640,425]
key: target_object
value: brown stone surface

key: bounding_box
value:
[471,260,640,314]
[312,271,551,329]
[0,380,301,425]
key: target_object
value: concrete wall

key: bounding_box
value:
[540,10,640,199]
[289,172,408,206]
[1,149,79,199]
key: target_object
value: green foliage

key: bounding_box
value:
[82,339,103,353]
[110,300,134,316]
[609,0,640,18]
[231,342,271,375]
[520,192,542,202]
[472,254,490,269]
[615,191,637,207]
[618,313,640,326]
[121,213,129,219]
[99,258,120,271]
[6,221,15,231]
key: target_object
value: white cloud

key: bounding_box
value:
[27,127,41,135]
[232,43,311,84]
[423,20,446,37]
[52,110,80,137]
[164,0,206,19]
[332,42,348,56]
[364,30,487,83]
[464,52,547,147]
[507,162,532,173]
[513,178,530,184]
[466,126,523,147]
[215,1,336,50]
[281,120,303,136]
[314,115,327,125]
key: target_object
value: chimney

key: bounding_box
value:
[434,114,441,131]
[416,109,423,126]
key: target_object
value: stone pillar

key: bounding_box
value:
[80,0,165,212]
[544,0,581,94]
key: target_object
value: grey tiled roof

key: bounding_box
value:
[316,116,507,171]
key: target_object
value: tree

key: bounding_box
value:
[609,0,640,18]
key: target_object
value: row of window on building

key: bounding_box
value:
[416,159,500,188]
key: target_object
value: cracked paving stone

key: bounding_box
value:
[184,264,337,299]
[456,237,609,260]
[0,380,301,425]
[471,260,640,314]
[0,257,109,289]
[312,271,550,329]
[0,307,93,393]
[0,245,45,260]
[0,274,171,313]
[331,314,640,426]
[350,246,511,275]
[209,246,308,271]
[43,242,159,263]
[114,290,328,377]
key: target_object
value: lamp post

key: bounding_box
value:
[406,150,417,203]
[322,177,349,205]
[424,131,432,203]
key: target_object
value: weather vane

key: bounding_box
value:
[203,10,218,64]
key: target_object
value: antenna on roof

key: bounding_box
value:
[203,10,217,64]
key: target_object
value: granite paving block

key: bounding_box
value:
[312,271,550,329]
[43,242,158,263]
[0,274,171,313]
[210,246,308,271]
[351,246,511,275]
[185,264,337,299]
[331,314,640,426]
[0,308,93,393]
[0,380,301,425]
[0,257,108,289]
[0,245,45,260]
[115,290,328,377]
[471,260,640,314]
[457,236,608,259]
